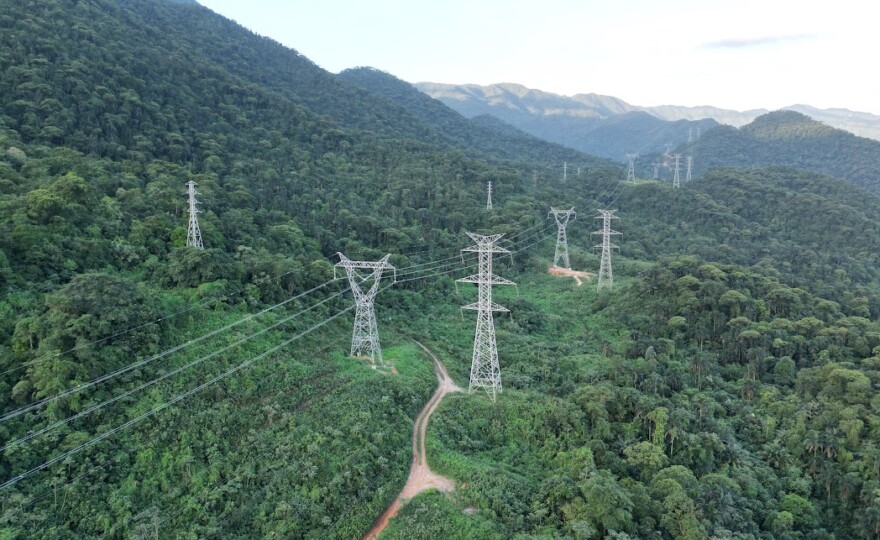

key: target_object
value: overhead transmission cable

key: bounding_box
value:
[0,302,358,492]
[0,260,336,378]
[0,278,342,423]
[0,286,351,455]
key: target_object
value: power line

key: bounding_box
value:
[107,343,344,537]
[0,303,358,492]
[0,261,333,379]
[394,263,475,284]
[0,286,351,455]
[1,279,341,423]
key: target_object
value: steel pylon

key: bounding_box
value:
[672,154,682,188]
[335,253,395,368]
[626,153,638,182]
[457,233,515,402]
[593,210,620,292]
[185,181,203,249]
[549,207,576,269]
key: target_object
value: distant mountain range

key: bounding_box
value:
[659,110,880,194]
[417,82,880,159]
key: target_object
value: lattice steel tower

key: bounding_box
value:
[487,181,493,211]
[672,154,682,188]
[549,207,576,269]
[686,156,693,183]
[457,233,515,402]
[626,153,638,182]
[185,180,203,249]
[593,210,620,292]
[652,162,661,180]
[335,253,396,368]
[563,162,568,182]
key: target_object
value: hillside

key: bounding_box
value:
[673,111,880,193]
[337,67,606,167]
[1,1,880,539]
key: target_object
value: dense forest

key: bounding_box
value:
[1,1,879,539]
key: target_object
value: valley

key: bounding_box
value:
[0,1,879,539]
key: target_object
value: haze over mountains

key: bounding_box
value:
[418,82,880,159]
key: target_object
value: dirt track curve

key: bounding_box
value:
[363,341,460,540]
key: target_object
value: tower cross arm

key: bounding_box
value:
[461,301,509,312]
[334,253,394,270]
[457,274,516,285]
[461,245,510,254]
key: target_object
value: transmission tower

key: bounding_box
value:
[185,180,203,249]
[334,253,396,368]
[486,181,493,211]
[626,153,638,182]
[686,156,693,183]
[457,233,515,402]
[672,154,682,188]
[688,127,694,143]
[577,167,581,177]
[563,162,568,182]
[549,207,576,269]
[652,162,660,180]
[593,210,620,292]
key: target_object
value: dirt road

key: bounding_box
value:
[363,341,460,539]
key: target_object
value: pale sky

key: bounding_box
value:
[197,0,879,114]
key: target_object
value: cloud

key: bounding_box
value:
[703,34,819,49]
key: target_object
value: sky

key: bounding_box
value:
[197,0,879,114]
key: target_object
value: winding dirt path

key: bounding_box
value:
[363,341,460,540]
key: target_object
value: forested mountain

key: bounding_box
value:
[666,111,880,193]
[418,81,880,148]
[1,1,879,539]
[415,82,718,160]
[337,67,602,166]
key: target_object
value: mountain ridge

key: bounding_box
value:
[654,110,880,193]
[417,81,880,146]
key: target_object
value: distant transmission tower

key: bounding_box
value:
[335,253,396,368]
[577,167,581,177]
[686,156,693,183]
[688,127,694,143]
[593,210,620,292]
[185,180,203,249]
[672,154,682,188]
[457,233,515,402]
[563,162,568,182]
[652,162,660,179]
[549,207,576,269]
[487,181,493,211]
[626,153,638,182]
